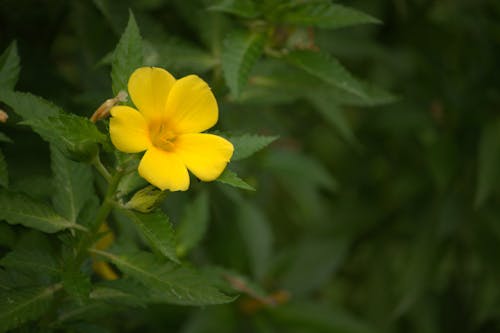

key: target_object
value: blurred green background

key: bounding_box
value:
[1,0,500,332]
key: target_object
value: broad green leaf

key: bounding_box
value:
[121,209,179,263]
[91,250,234,305]
[208,0,260,18]
[176,191,210,257]
[22,113,106,162]
[0,284,62,332]
[274,2,380,29]
[216,169,255,191]
[475,120,500,207]
[222,31,266,97]
[285,50,366,99]
[0,248,59,278]
[236,202,273,279]
[51,146,94,223]
[0,189,84,233]
[111,11,143,96]
[229,134,278,161]
[0,149,7,187]
[307,93,357,145]
[0,90,61,120]
[0,40,20,90]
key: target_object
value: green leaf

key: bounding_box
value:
[0,284,62,332]
[0,40,20,90]
[222,31,266,97]
[51,146,94,223]
[0,224,15,248]
[91,250,234,305]
[0,248,59,278]
[0,149,7,188]
[0,90,61,120]
[176,191,210,257]
[208,0,260,18]
[121,209,179,263]
[111,11,143,96]
[229,134,278,161]
[22,113,106,162]
[62,270,92,302]
[307,93,357,145]
[285,50,366,99]
[0,189,85,233]
[274,2,380,29]
[0,132,12,143]
[236,202,273,279]
[475,120,500,207]
[147,38,217,74]
[216,169,255,191]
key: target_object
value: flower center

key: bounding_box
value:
[150,121,177,151]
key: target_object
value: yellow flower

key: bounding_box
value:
[109,67,234,191]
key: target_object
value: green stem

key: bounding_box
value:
[92,154,112,182]
[73,167,124,267]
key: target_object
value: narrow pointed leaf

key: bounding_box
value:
[0,189,84,233]
[51,146,94,223]
[275,3,380,29]
[0,40,20,90]
[111,11,143,96]
[0,284,62,332]
[176,191,210,256]
[208,0,259,18]
[22,113,106,162]
[122,209,179,263]
[229,134,278,161]
[285,50,366,99]
[0,248,59,277]
[222,31,266,97]
[216,169,255,191]
[91,250,234,305]
[0,90,61,120]
[236,202,273,279]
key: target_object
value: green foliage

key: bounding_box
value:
[0,190,85,233]
[286,50,367,98]
[0,40,20,90]
[216,169,255,191]
[208,0,259,18]
[51,146,95,222]
[222,30,266,97]
[2,0,497,332]
[0,284,62,333]
[121,209,179,263]
[91,250,233,305]
[229,133,278,161]
[0,91,60,120]
[176,190,210,257]
[23,113,106,161]
[0,149,7,187]
[111,11,143,96]
[271,2,380,29]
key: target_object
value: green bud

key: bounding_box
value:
[124,185,168,213]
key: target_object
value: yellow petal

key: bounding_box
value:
[138,146,190,191]
[175,133,233,181]
[109,106,151,153]
[92,261,119,280]
[165,75,218,134]
[128,67,176,120]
